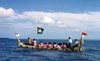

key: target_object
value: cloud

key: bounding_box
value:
[41,16,55,24]
[0,7,100,32]
[57,21,66,27]
[0,7,15,17]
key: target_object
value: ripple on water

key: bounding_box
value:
[0,39,100,61]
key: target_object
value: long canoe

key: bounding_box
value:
[16,37,83,52]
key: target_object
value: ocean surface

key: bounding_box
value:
[0,38,100,61]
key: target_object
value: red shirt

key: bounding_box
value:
[63,44,67,49]
[48,44,52,48]
[53,44,57,48]
[40,43,43,47]
[43,44,47,48]
[60,45,63,48]
[38,44,41,48]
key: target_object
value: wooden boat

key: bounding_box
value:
[16,37,84,52]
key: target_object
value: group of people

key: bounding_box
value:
[23,37,37,47]
[23,37,79,49]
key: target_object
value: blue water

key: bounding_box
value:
[0,38,100,61]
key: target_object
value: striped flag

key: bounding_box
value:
[15,32,20,37]
[82,32,87,37]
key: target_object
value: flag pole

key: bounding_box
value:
[36,27,44,43]
[37,27,38,42]
[79,33,83,51]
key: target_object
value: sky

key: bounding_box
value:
[0,0,100,39]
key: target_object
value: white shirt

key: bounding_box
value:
[75,41,79,44]
[68,39,72,44]
[57,45,61,48]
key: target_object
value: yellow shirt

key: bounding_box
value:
[28,39,31,44]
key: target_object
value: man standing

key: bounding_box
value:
[33,39,37,47]
[68,37,72,48]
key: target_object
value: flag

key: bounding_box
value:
[37,27,44,34]
[15,32,20,37]
[82,32,87,37]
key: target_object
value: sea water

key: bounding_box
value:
[0,38,100,61]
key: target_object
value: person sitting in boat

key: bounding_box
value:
[32,39,37,47]
[48,42,53,49]
[53,42,57,49]
[57,43,62,49]
[28,37,31,45]
[75,39,79,47]
[63,43,67,49]
[32,41,34,46]
[60,43,63,48]
[37,43,41,48]
[73,39,79,48]
[40,42,43,48]
[23,40,27,45]
[43,42,47,49]
[68,37,72,48]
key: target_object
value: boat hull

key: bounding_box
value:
[15,33,84,52]
[18,40,82,52]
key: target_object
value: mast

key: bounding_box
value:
[79,35,83,51]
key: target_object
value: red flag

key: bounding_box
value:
[82,32,87,37]
[15,32,20,37]
[82,32,87,36]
